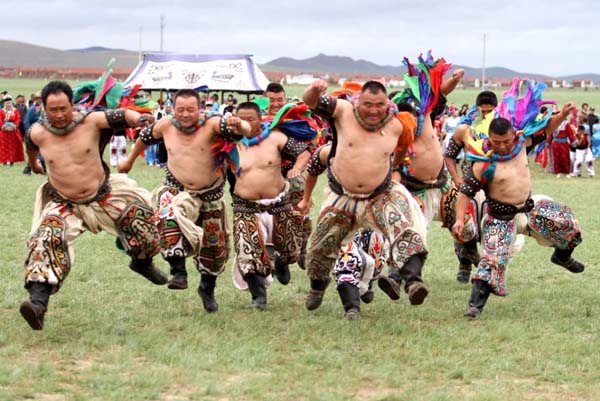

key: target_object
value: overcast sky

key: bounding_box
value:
[5,0,600,77]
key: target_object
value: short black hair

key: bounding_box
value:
[578,125,586,131]
[237,101,261,117]
[41,80,73,106]
[265,83,285,94]
[476,91,498,107]
[361,80,387,95]
[173,89,200,106]
[489,117,513,136]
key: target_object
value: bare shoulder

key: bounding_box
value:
[29,122,45,141]
[453,124,469,143]
[270,129,288,147]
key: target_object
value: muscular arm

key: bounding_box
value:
[441,69,464,96]
[286,150,311,179]
[452,162,483,237]
[545,102,576,136]
[118,121,164,173]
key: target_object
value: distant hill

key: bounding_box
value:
[2,40,600,82]
[262,54,600,82]
[0,40,141,69]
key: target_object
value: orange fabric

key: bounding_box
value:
[330,81,362,98]
[394,111,416,149]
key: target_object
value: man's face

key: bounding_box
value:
[16,96,25,105]
[33,97,42,106]
[44,92,73,128]
[488,131,515,155]
[237,108,262,136]
[357,90,388,126]
[265,90,286,116]
[174,96,200,128]
[479,104,495,117]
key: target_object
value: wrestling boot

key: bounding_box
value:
[378,270,402,301]
[399,254,428,305]
[19,283,51,330]
[274,254,291,285]
[337,282,361,320]
[129,257,168,285]
[464,279,492,318]
[305,276,331,311]
[456,239,480,283]
[551,248,585,273]
[197,274,218,313]
[360,283,375,304]
[245,273,267,310]
[166,256,188,289]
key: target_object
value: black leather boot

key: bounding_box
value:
[130,258,168,285]
[551,248,585,273]
[399,254,428,305]
[337,282,361,320]
[378,270,402,301]
[245,273,267,310]
[20,283,51,330]
[166,256,188,289]
[464,279,492,318]
[274,255,291,285]
[305,276,331,311]
[198,274,218,313]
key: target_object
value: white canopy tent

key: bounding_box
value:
[123,53,270,94]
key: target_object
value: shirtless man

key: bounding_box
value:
[264,83,287,118]
[119,89,250,313]
[453,114,584,319]
[20,80,165,330]
[232,101,310,309]
[302,80,428,317]
[381,67,481,291]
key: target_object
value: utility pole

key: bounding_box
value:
[482,33,487,90]
[160,14,165,52]
[138,26,142,62]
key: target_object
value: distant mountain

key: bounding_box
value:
[0,40,141,69]
[262,53,600,82]
[2,41,600,82]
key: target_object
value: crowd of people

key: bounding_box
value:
[8,57,590,329]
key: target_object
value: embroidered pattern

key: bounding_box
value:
[25,215,70,288]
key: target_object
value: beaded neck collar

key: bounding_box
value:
[171,117,206,134]
[41,112,87,136]
[353,107,393,133]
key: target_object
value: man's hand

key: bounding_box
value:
[296,197,311,215]
[452,69,465,83]
[560,102,576,117]
[286,167,303,179]
[31,159,44,174]
[136,113,155,127]
[311,79,328,95]
[226,116,244,133]
[118,159,133,174]
[452,218,465,239]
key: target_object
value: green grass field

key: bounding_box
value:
[1,77,600,400]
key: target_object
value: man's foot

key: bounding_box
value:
[129,260,168,285]
[297,253,306,270]
[250,296,267,311]
[274,256,291,285]
[464,306,481,319]
[20,301,46,330]
[22,166,31,175]
[407,282,428,305]
[360,289,374,304]
[344,307,360,320]
[550,252,585,273]
[456,265,471,284]
[167,274,188,290]
[305,277,331,311]
[378,275,401,300]
[198,275,218,313]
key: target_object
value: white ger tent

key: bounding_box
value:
[123,53,270,94]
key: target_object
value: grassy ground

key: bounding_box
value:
[1,151,600,400]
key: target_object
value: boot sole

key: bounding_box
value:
[20,302,44,330]
[378,277,401,300]
[408,285,428,305]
